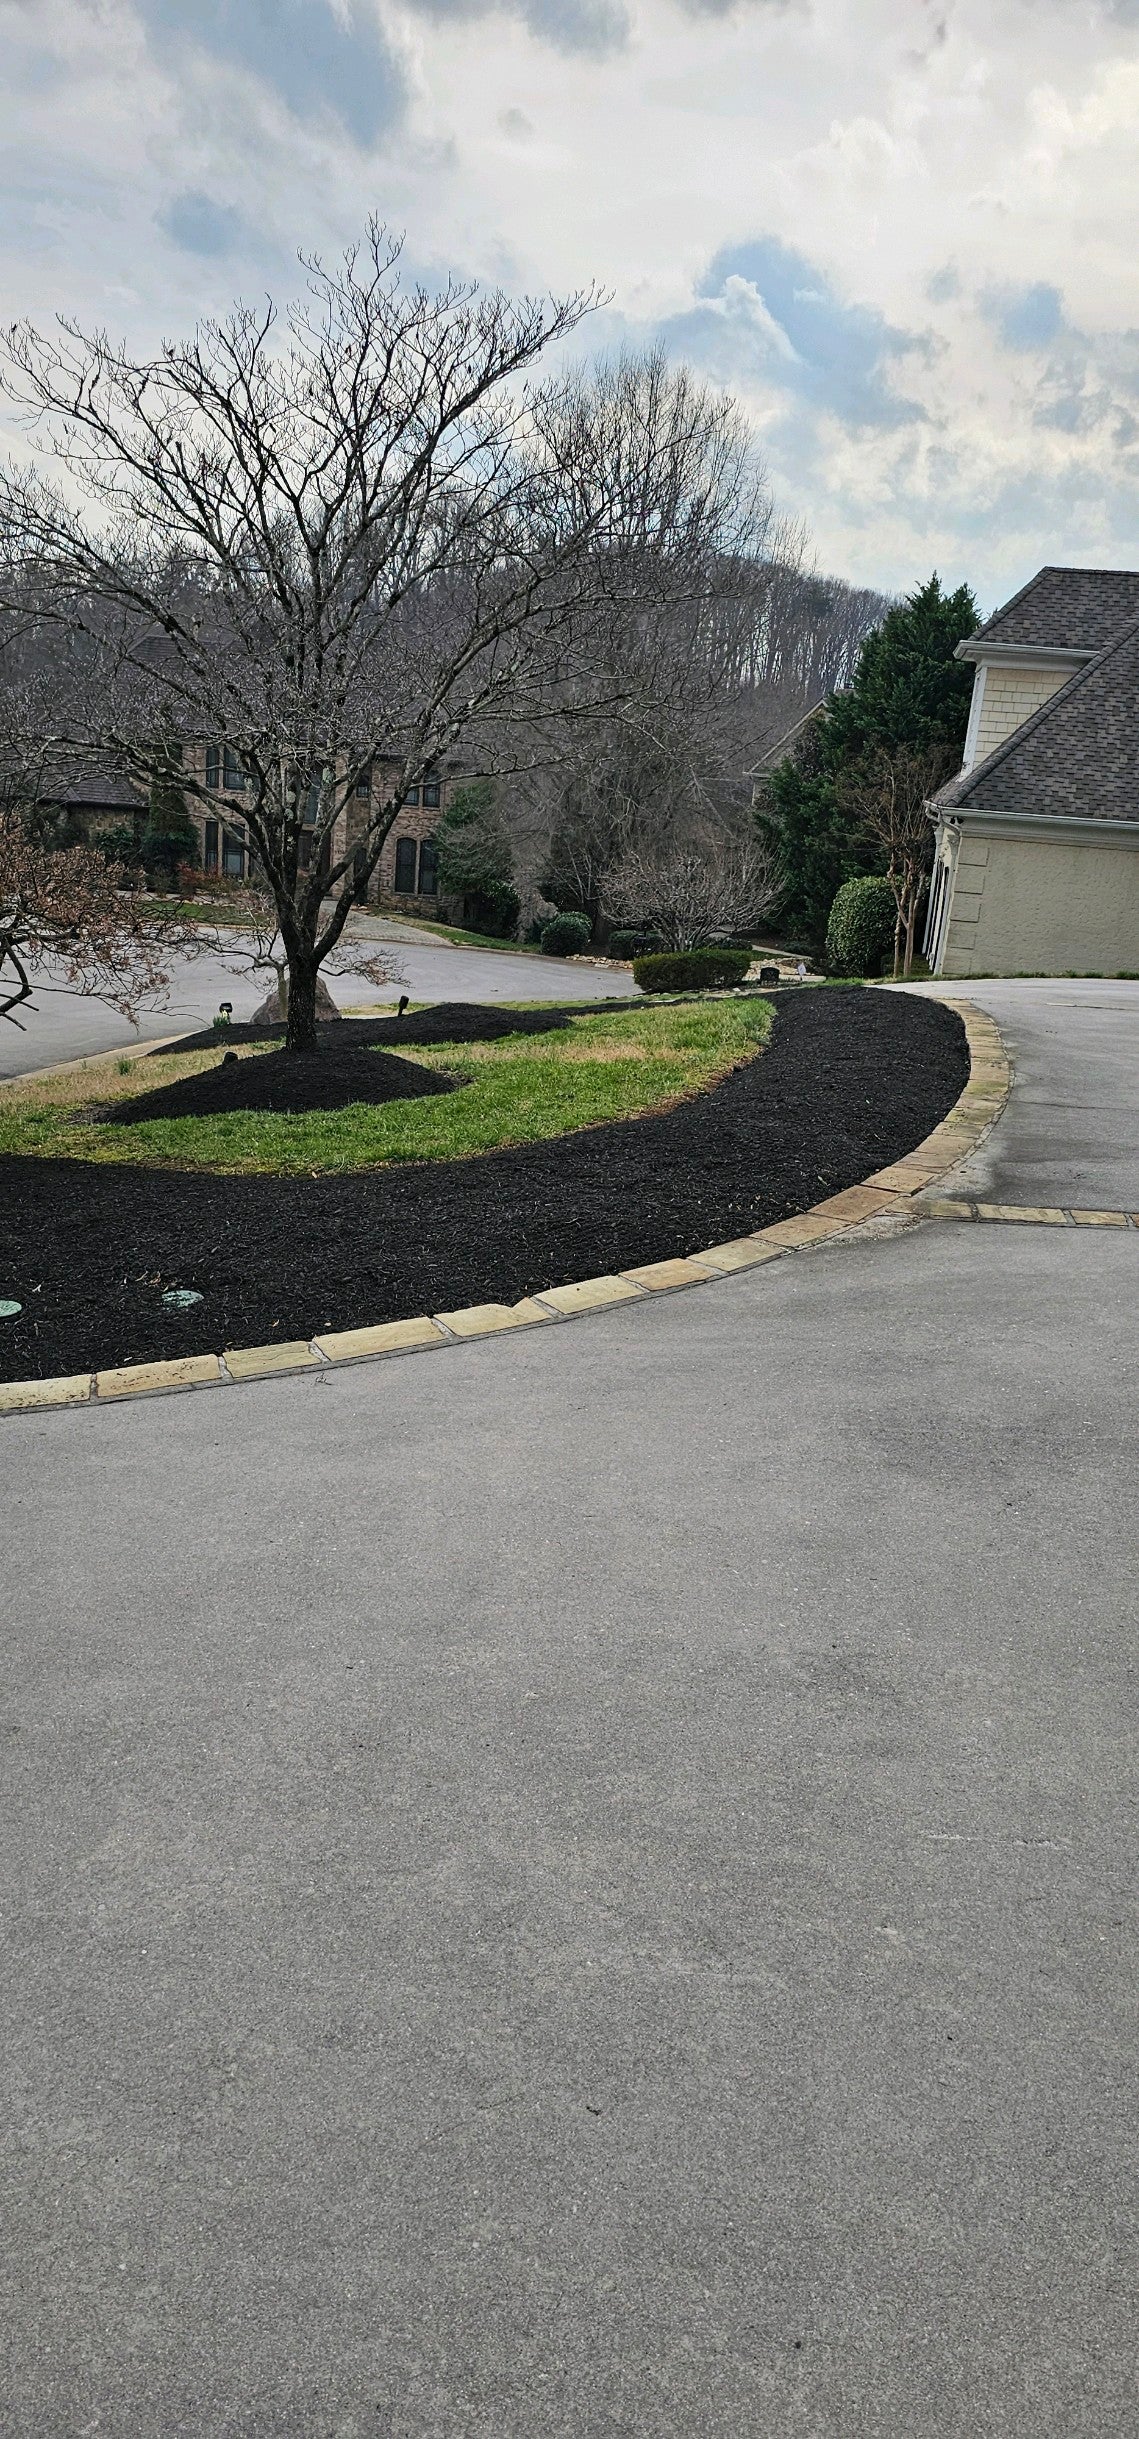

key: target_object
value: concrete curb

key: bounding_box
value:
[0,997,1015,1419]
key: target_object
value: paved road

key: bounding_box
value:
[0,924,632,1080]
[3,983,1136,2435]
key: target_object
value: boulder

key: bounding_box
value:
[254,974,341,1023]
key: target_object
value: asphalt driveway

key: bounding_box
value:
[2,981,1136,2436]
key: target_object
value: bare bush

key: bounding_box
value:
[0,812,185,1027]
[601,828,776,951]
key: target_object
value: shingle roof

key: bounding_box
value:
[936,617,1139,823]
[974,564,1139,654]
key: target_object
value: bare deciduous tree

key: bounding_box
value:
[600,826,775,951]
[0,228,779,1050]
[836,743,953,976]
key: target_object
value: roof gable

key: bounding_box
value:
[938,616,1139,823]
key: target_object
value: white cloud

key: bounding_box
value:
[2,0,1139,601]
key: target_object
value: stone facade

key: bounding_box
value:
[179,745,460,905]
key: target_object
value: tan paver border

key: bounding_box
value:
[10,994,1117,1421]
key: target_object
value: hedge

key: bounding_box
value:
[633,946,753,993]
[825,875,896,977]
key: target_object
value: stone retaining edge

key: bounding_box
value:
[0,997,1012,1417]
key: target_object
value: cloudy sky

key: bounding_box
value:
[3,0,1138,606]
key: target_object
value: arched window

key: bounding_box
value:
[418,837,439,896]
[394,836,417,893]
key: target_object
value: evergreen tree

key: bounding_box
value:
[435,780,520,937]
[756,573,979,941]
[142,742,198,884]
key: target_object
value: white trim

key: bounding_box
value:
[956,807,1139,842]
[961,664,987,773]
[955,640,1092,670]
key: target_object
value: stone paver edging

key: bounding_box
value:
[0,998,1017,1418]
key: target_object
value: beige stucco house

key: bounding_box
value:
[926,566,1139,976]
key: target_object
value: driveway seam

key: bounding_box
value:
[0,996,1013,1417]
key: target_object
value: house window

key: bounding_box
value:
[354,767,372,800]
[402,783,420,808]
[204,819,219,874]
[222,827,246,879]
[418,837,439,896]
[394,836,417,893]
[205,745,246,793]
[423,777,441,810]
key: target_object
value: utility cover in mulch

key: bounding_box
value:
[108,1044,460,1125]
[1,988,968,1382]
[156,1001,576,1056]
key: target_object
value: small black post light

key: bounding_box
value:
[397,994,410,1019]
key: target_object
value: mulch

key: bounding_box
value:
[0,989,967,1381]
[107,1044,459,1125]
[156,1002,577,1056]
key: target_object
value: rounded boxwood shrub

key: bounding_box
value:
[633,946,753,993]
[608,928,666,960]
[825,875,896,977]
[539,910,593,956]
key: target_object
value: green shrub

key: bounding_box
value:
[633,946,752,993]
[825,875,896,976]
[539,910,593,956]
[608,928,665,960]
[465,882,520,938]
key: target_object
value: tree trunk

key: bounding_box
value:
[284,946,320,1053]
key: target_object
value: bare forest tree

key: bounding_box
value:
[0,226,782,1050]
[836,742,953,977]
[529,555,890,928]
[600,827,775,951]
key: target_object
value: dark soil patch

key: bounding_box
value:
[1,990,968,1381]
[156,1001,576,1057]
[108,1044,460,1126]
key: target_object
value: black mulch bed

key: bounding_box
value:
[108,1044,460,1125]
[1,989,967,1381]
[155,1001,577,1056]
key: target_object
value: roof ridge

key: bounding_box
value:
[941,612,1139,808]
[974,562,1139,648]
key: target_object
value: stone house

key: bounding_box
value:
[925,567,1139,976]
[180,747,462,908]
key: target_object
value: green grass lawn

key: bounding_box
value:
[1,997,773,1178]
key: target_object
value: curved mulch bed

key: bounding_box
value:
[109,1044,460,1125]
[155,1001,577,1056]
[0,989,967,1382]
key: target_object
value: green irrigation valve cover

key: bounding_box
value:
[162,1289,204,1309]
[0,1300,21,1319]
